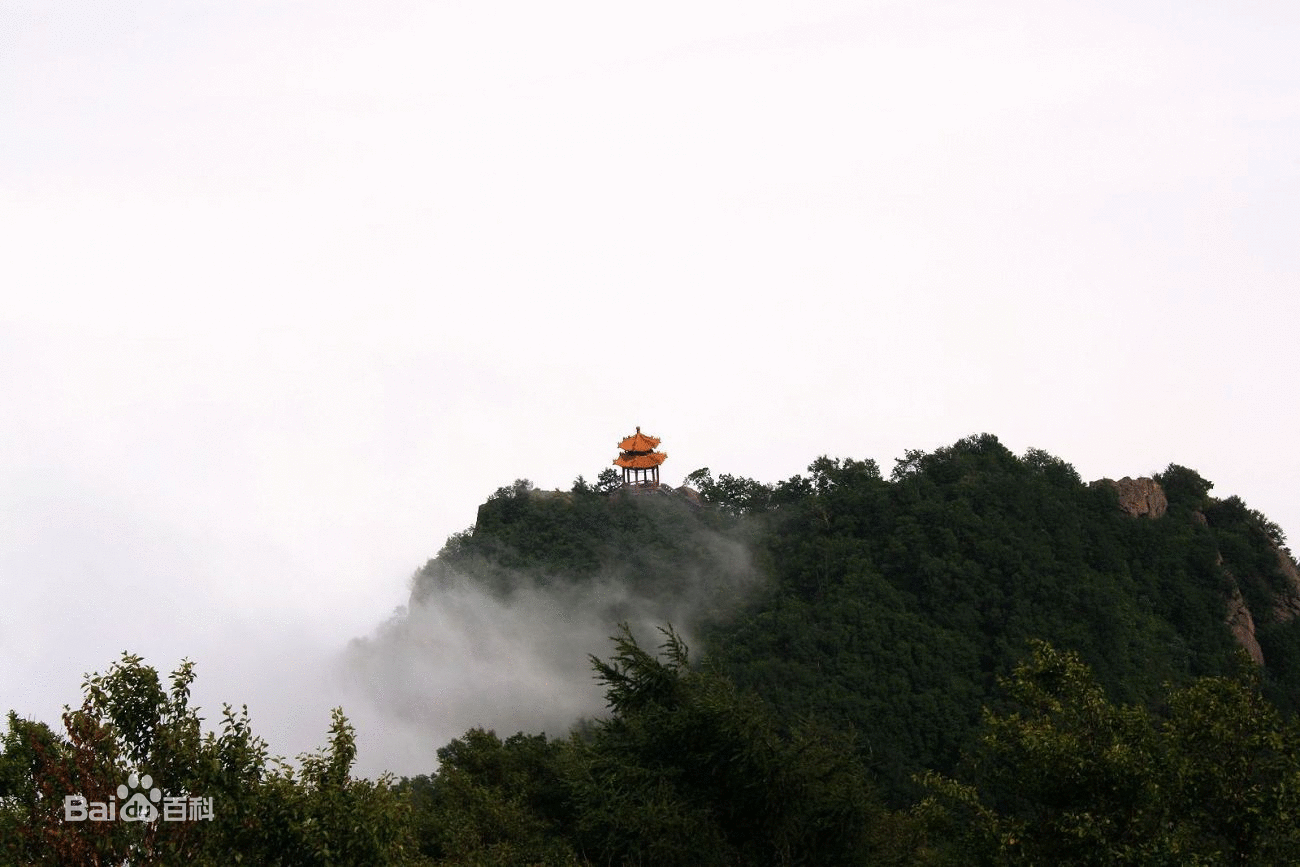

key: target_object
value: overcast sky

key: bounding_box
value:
[3,0,1298,776]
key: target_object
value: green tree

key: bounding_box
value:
[682,467,712,489]
[1156,464,1215,513]
[917,641,1300,865]
[571,625,907,867]
[594,468,621,494]
[401,729,580,866]
[0,654,419,866]
[687,471,772,516]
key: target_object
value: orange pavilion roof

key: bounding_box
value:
[618,426,661,452]
[614,451,668,469]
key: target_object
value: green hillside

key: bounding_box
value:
[8,433,1300,864]
[417,434,1300,802]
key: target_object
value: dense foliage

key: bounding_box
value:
[398,627,915,866]
[701,437,1254,798]
[416,435,1300,804]
[7,434,1300,863]
[917,642,1300,865]
[0,656,414,866]
[417,478,753,608]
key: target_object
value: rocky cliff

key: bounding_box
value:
[1225,583,1265,665]
[1222,548,1300,666]
[1095,476,1300,666]
[1099,476,1169,518]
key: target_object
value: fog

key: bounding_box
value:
[4,0,1299,781]
[340,520,760,777]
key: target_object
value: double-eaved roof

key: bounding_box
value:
[614,426,667,468]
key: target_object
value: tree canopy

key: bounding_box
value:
[8,433,1300,864]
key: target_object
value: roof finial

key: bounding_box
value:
[636,425,640,433]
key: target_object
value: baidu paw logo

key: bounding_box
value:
[118,773,161,823]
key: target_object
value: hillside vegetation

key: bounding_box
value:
[421,434,1300,800]
[6,433,1300,864]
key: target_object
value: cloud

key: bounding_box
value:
[338,519,760,777]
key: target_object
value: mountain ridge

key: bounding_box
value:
[394,433,1300,804]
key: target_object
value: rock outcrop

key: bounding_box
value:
[1090,476,1297,664]
[1270,549,1300,622]
[1096,476,1168,518]
[1225,579,1266,665]
[1220,548,1300,666]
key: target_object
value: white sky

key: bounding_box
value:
[3,0,1298,775]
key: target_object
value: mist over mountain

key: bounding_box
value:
[319,431,1300,864]
[343,433,1300,798]
[340,480,763,776]
[13,432,1300,863]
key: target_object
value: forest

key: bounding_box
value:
[5,433,1300,865]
